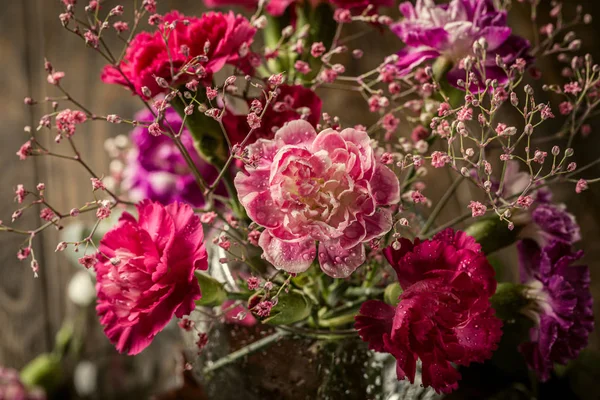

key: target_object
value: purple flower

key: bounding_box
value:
[531,204,581,244]
[518,239,594,381]
[392,0,530,89]
[123,108,222,207]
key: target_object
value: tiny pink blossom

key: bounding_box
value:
[178,318,195,332]
[388,82,401,94]
[517,195,534,209]
[541,105,555,120]
[268,73,285,86]
[411,125,429,142]
[12,209,22,222]
[196,332,209,352]
[430,151,450,168]
[581,124,592,136]
[294,60,311,75]
[78,254,96,269]
[142,0,157,13]
[148,122,163,136]
[40,207,56,221]
[254,300,274,317]
[564,82,582,95]
[411,190,427,204]
[91,177,105,191]
[15,185,26,204]
[334,8,352,23]
[468,201,487,217]
[319,69,338,83]
[437,102,450,116]
[576,179,588,193]
[84,30,99,48]
[218,237,231,250]
[533,150,547,164]
[17,247,31,261]
[96,206,111,220]
[247,276,260,290]
[55,242,68,252]
[457,107,472,121]
[559,101,574,115]
[200,211,217,224]
[56,109,87,136]
[382,113,399,133]
[495,123,507,135]
[113,21,129,32]
[47,71,65,85]
[206,86,219,100]
[247,112,261,129]
[311,42,326,57]
[380,153,394,165]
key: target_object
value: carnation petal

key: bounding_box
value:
[370,164,400,206]
[355,300,395,352]
[362,208,393,241]
[274,119,317,147]
[259,230,316,274]
[318,241,365,278]
[240,190,283,228]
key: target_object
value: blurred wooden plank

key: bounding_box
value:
[0,0,52,368]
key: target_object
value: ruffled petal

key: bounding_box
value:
[355,300,395,352]
[259,230,316,274]
[318,241,365,278]
[369,164,400,206]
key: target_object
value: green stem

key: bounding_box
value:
[419,176,465,237]
[318,313,357,328]
[202,330,289,374]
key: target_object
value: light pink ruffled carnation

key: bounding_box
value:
[235,120,400,278]
[94,200,208,355]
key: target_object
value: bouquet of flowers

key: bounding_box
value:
[3,0,599,398]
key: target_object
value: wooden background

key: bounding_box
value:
[1,0,600,375]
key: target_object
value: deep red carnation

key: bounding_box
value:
[101,11,256,97]
[355,229,502,393]
[223,84,322,145]
[94,200,208,355]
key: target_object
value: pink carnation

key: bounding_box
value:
[235,120,400,278]
[101,11,256,97]
[356,229,502,394]
[94,200,208,355]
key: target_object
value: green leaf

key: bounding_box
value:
[20,353,62,393]
[465,217,522,255]
[263,290,311,325]
[384,282,403,307]
[195,272,227,306]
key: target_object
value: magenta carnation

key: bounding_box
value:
[101,11,256,97]
[94,201,208,355]
[392,0,530,89]
[234,120,400,278]
[223,84,322,145]
[356,229,502,393]
[518,239,594,381]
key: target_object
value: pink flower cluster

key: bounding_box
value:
[94,201,208,355]
[102,11,256,97]
[356,229,502,393]
[235,120,400,278]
